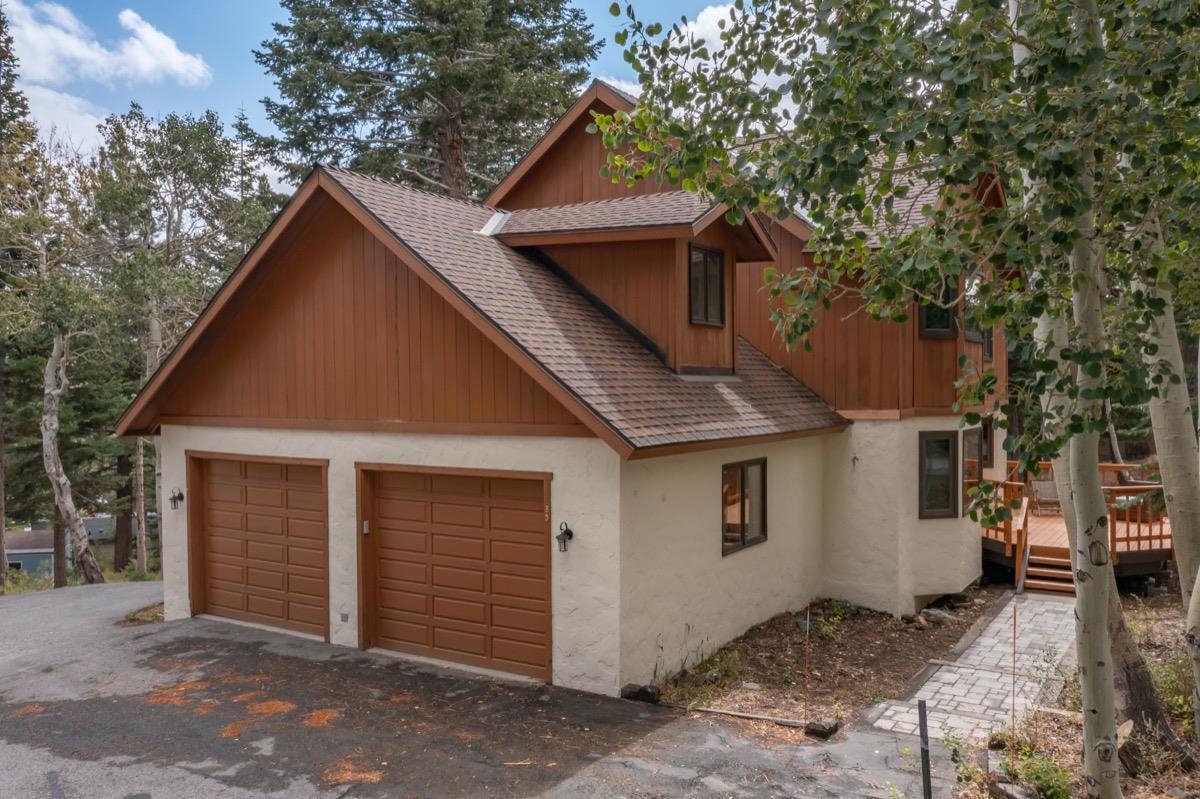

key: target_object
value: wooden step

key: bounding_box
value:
[1028,554,1071,568]
[1026,565,1073,580]
[1023,578,1076,595]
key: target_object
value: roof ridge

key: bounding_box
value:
[505,190,703,214]
[318,164,490,211]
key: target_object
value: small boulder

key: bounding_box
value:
[620,683,661,704]
[804,718,842,740]
[741,682,762,691]
[703,669,722,684]
[901,613,929,629]
[923,607,955,625]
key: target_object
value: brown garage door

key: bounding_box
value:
[195,457,328,638]
[363,469,551,680]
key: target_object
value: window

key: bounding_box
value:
[980,419,995,468]
[918,276,958,339]
[963,273,994,360]
[722,458,766,553]
[689,244,724,326]
[962,427,983,511]
[918,431,959,519]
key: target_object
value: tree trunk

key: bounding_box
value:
[41,333,104,584]
[1105,399,1124,464]
[114,454,131,571]
[1141,280,1200,735]
[135,311,163,574]
[0,341,7,595]
[134,438,147,572]
[52,520,66,588]
[1070,164,1122,797]
[436,109,471,200]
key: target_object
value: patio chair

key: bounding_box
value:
[1030,479,1061,516]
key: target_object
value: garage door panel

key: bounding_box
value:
[378,559,426,583]
[367,471,549,680]
[431,502,485,528]
[378,617,428,646]
[377,528,427,552]
[376,498,427,522]
[491,572,545,601]
[433,564,485,592]
[491,604,546,634]
[432,533,485,560]
[245,513,284,535]
[199,457,328,639]
[430,474,485,497]
[434,596,487,624]
[490,507,544,533]
[490,540,543,567]
[433,627,487,657]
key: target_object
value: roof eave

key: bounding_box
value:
[623,422,849,461]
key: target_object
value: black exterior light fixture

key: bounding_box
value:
[169,488,185,509]
[555,521,574,552]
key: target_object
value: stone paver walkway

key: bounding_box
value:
[870,592,1076,742]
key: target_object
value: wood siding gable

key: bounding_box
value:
[155,197,587,435]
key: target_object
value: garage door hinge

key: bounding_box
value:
[361,519,370,536]
[544,505,549,522]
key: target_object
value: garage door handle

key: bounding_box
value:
[362,520,370,535]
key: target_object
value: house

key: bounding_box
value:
[5,529,54,575]
[115,81,1007,696]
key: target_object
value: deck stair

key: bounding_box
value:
[1022,546,1075,595]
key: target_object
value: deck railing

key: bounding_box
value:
[982,480,1029,557]
[1104,484,1171,563]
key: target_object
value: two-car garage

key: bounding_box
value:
[187,454,552,682]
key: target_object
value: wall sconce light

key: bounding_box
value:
[555,521,574,552]
[168,488,185,510]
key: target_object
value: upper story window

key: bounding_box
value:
[722,458,767,554]
[963,273,994,360]
[689,244,725,326]
[962,427,983,510]
[918,431,959,519]
[918,277,958,339]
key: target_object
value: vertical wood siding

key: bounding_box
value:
[159,195,584,431]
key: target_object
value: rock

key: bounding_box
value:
[944,593,972,608]
[901,613,929,629]
[741,682,762,691]
[775,718,805,728]
[620,683,661,704]
[988,777,1036,799]
[1165,788,1189,798]
[923,607,955,625]
[704,669,721,684]
[796,618,810,633]
[803,718,842,740]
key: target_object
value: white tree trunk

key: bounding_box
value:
[41,334,105,585]
[1105,399,1124,465]
[134,312,163,573]
[1141,281,1200,735]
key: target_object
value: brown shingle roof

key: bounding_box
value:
[323,167,846,453]
[496,191,712,236]
[6,529,52,551]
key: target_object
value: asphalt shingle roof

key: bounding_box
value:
[498,191,713,236]
[323,167,846,452]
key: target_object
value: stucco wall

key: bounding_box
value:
[822,417,982,616]
[618,437,826,686]
[157,425,623,695]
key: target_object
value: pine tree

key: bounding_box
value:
[255,0,599,198]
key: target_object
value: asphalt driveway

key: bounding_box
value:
[0,583,954,798]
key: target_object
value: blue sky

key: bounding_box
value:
[5,0,715,153]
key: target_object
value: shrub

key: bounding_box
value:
[1018,754,1071,799]
[1149,649,1194,734]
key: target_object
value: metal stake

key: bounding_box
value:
[918,698,933,799]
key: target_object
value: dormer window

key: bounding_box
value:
[689,245,725,326]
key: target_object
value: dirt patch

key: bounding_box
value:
[662,584,1007,734]
[11,704,44,718]
[302,709,341,727]
[246,700,296,719]
[219,720,249,739]
[323,753,384,786]
[145,680,209,707]
[121,602,165,626]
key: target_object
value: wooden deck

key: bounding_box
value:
[1023,511,1175,556]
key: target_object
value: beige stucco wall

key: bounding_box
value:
[156,425,623,695]
[821,417,982,616]
[618,437,827,687]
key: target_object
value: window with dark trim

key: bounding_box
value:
[689,244,725,326]
[980,419,995,468]
[918,431,959,519]
[722,458,766,553]
[962,427,983,512]
[918,277,958,339]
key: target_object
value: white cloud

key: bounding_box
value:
[20,84,106,150]
[9,1,211,87]
[595,75,641,99]
[7,1,212,147]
